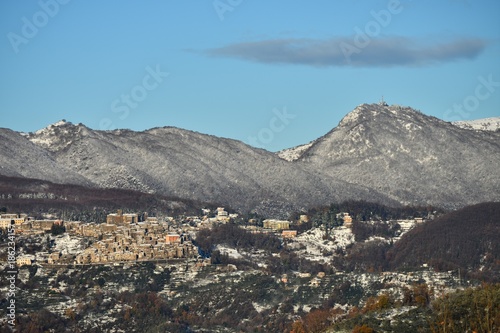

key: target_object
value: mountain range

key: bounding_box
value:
[1,103,499,216]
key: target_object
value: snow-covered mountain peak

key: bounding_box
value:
[338,104,367,127]
[52,119,71,127]
[26,120,87,152]
[33,119,73,133]
[338,103,416,128]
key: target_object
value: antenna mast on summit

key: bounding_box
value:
[379,96,388,106]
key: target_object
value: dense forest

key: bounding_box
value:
[292,283,500,333]
[0,175,218,221]
[387,202,500,282]
[195,223,282,256]
[194,223,329,276]
[294,200,442,225]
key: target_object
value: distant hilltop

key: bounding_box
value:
[1,103,499,216]
[452,117,500,132]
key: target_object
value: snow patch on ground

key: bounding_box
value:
[289,227,355,263]
[453,117,500,132]
[253,302,272,313]
[277,142,314,161]
[216,245,243,259]
[365,236,390,243]
[339,106,363,127]
[53,234,86,255]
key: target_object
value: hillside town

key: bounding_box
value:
[2,202,495,333]
[0,208,424,268]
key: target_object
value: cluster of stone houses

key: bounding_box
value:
[16,255,35,266]
[64,211,198,264]
[3,208,394,267]
[261,219,300,239]
[1,214,62,267]
[202,207,238,223]
[0,213,26,228]
[0,213,63,233]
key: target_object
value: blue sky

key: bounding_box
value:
[1,0,499,151]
